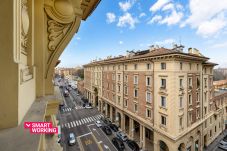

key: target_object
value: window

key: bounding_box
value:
[161,96,166,107]
[146,92,151,103]
[134,104,138,112]
[134,64,137,70]
[196,93,199,102]
[147,63,151,70]
[204,92,207,102]
[146,109,151,118]
[197,77,200,88]
[125,65,127,70]
[188,77,192,87]
[204,107,207,115]
[113,66,115,70]
[205,120,207,128]
[118,65,120,70]
[112,94,115,101]
[146,76,151,86]
[118,85,120,92]
[161,63,166,70]
[189,94,192,105]
[205,68,207,74]
[134,89,138,97]
[210,117,212,124]
[118,74,120,81]
[215,126,216,133]
[118,96,120,104]
[204,78,207,88]
[125,75,128,82]
[112,74,115,80]
[179,117,183,128]
[196,108,200,118]
[161,79,166,88]
[124,99,128,107]
[134,75,138,84]
[161,115,166,125]
[180,62,183,70]
[179,97,183,108]
[189,113,192,123]
[189,63,192,70]
[180,79,183,88]
[124,86,128,94]
[210,130,212,137]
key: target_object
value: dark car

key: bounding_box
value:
[59,103,64,110]
[112,137,125,151]
[101,117,111,125]
[127,140,140,151]
[109,124,119,132]
[102,126,112,135]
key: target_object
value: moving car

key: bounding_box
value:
[101,117,111,125]
[64,90,69,97]
[109,123,119,132]
[95,120,102,128]
[112,137,125,151]
[127,140,140,151]
[68,133,76,146]
[218,144,227,150]
[85,104,93,109]
[101,126,112,135]
[116,131,128,142]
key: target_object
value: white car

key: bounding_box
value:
[68,133,76,146]
[95,120,102,128]
[85,105,93,109]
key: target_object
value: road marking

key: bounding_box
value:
[83,119,87,123]
[77,132,92,138]
[87,117,91,123]
[73,121,76,127]
[98,141,102,143]
[79,120,81,125]
[87,123,95,126]
[61,124,64,128]
[81,119,84,124]
[76,120,79,125]
[77,137,85,151]
[68,123,71,128]
[65,123,67,128]
[70,122,73,127]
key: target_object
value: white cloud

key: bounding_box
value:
[119,41,124,44]
[147,15,162,24]
[117,13,139,29]
[119,1,133,12]
[150,0,171,12]
[162,3,174,11]
[159,10,183,25]
[155,38,175,45]
[212,41,227,48]
[196,14,227,37]
[182,0,227,37]
[106,12,116,23]
[139,12,146,18]
[76,37,81,40]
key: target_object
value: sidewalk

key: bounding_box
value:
[204,130,227,151]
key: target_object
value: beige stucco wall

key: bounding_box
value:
[0,0,19,129]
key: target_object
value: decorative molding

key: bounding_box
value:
[47,20,71,51]
[20,66,33,84]
[21,0,29,54]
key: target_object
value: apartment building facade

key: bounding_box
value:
[84,46,227,151]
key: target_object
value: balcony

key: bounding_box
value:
[159,86,167,95]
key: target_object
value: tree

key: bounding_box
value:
[213,70,226,81]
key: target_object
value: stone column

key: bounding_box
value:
[140,124,143,148]
[121,113,125,132]
[110,106,113,122]
[129,118,135,139]
[143,126,146,150]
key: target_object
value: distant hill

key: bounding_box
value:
[214,68,227,81]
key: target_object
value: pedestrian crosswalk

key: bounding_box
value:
[61,105,85,113]
[62,107,72,112]
[61,114,103,129]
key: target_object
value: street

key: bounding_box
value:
[58,85,132,151]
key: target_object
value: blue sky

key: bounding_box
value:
[59,0,227,68]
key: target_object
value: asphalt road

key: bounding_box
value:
[58,86,124,151]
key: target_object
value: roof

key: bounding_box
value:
[84,47,210,67]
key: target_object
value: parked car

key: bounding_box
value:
[116,131,128,142]
[109,124,119,132]
[68,133,76,146]
[220,140,227,146]
[59,103,64,110]
[127,140,140,151]
[85,104,93,109]
[95,120,102,128]
[102,126,112,135]
[101,117,111,125]
[112,137,125,151]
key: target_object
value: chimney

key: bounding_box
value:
[188,47,193,54]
